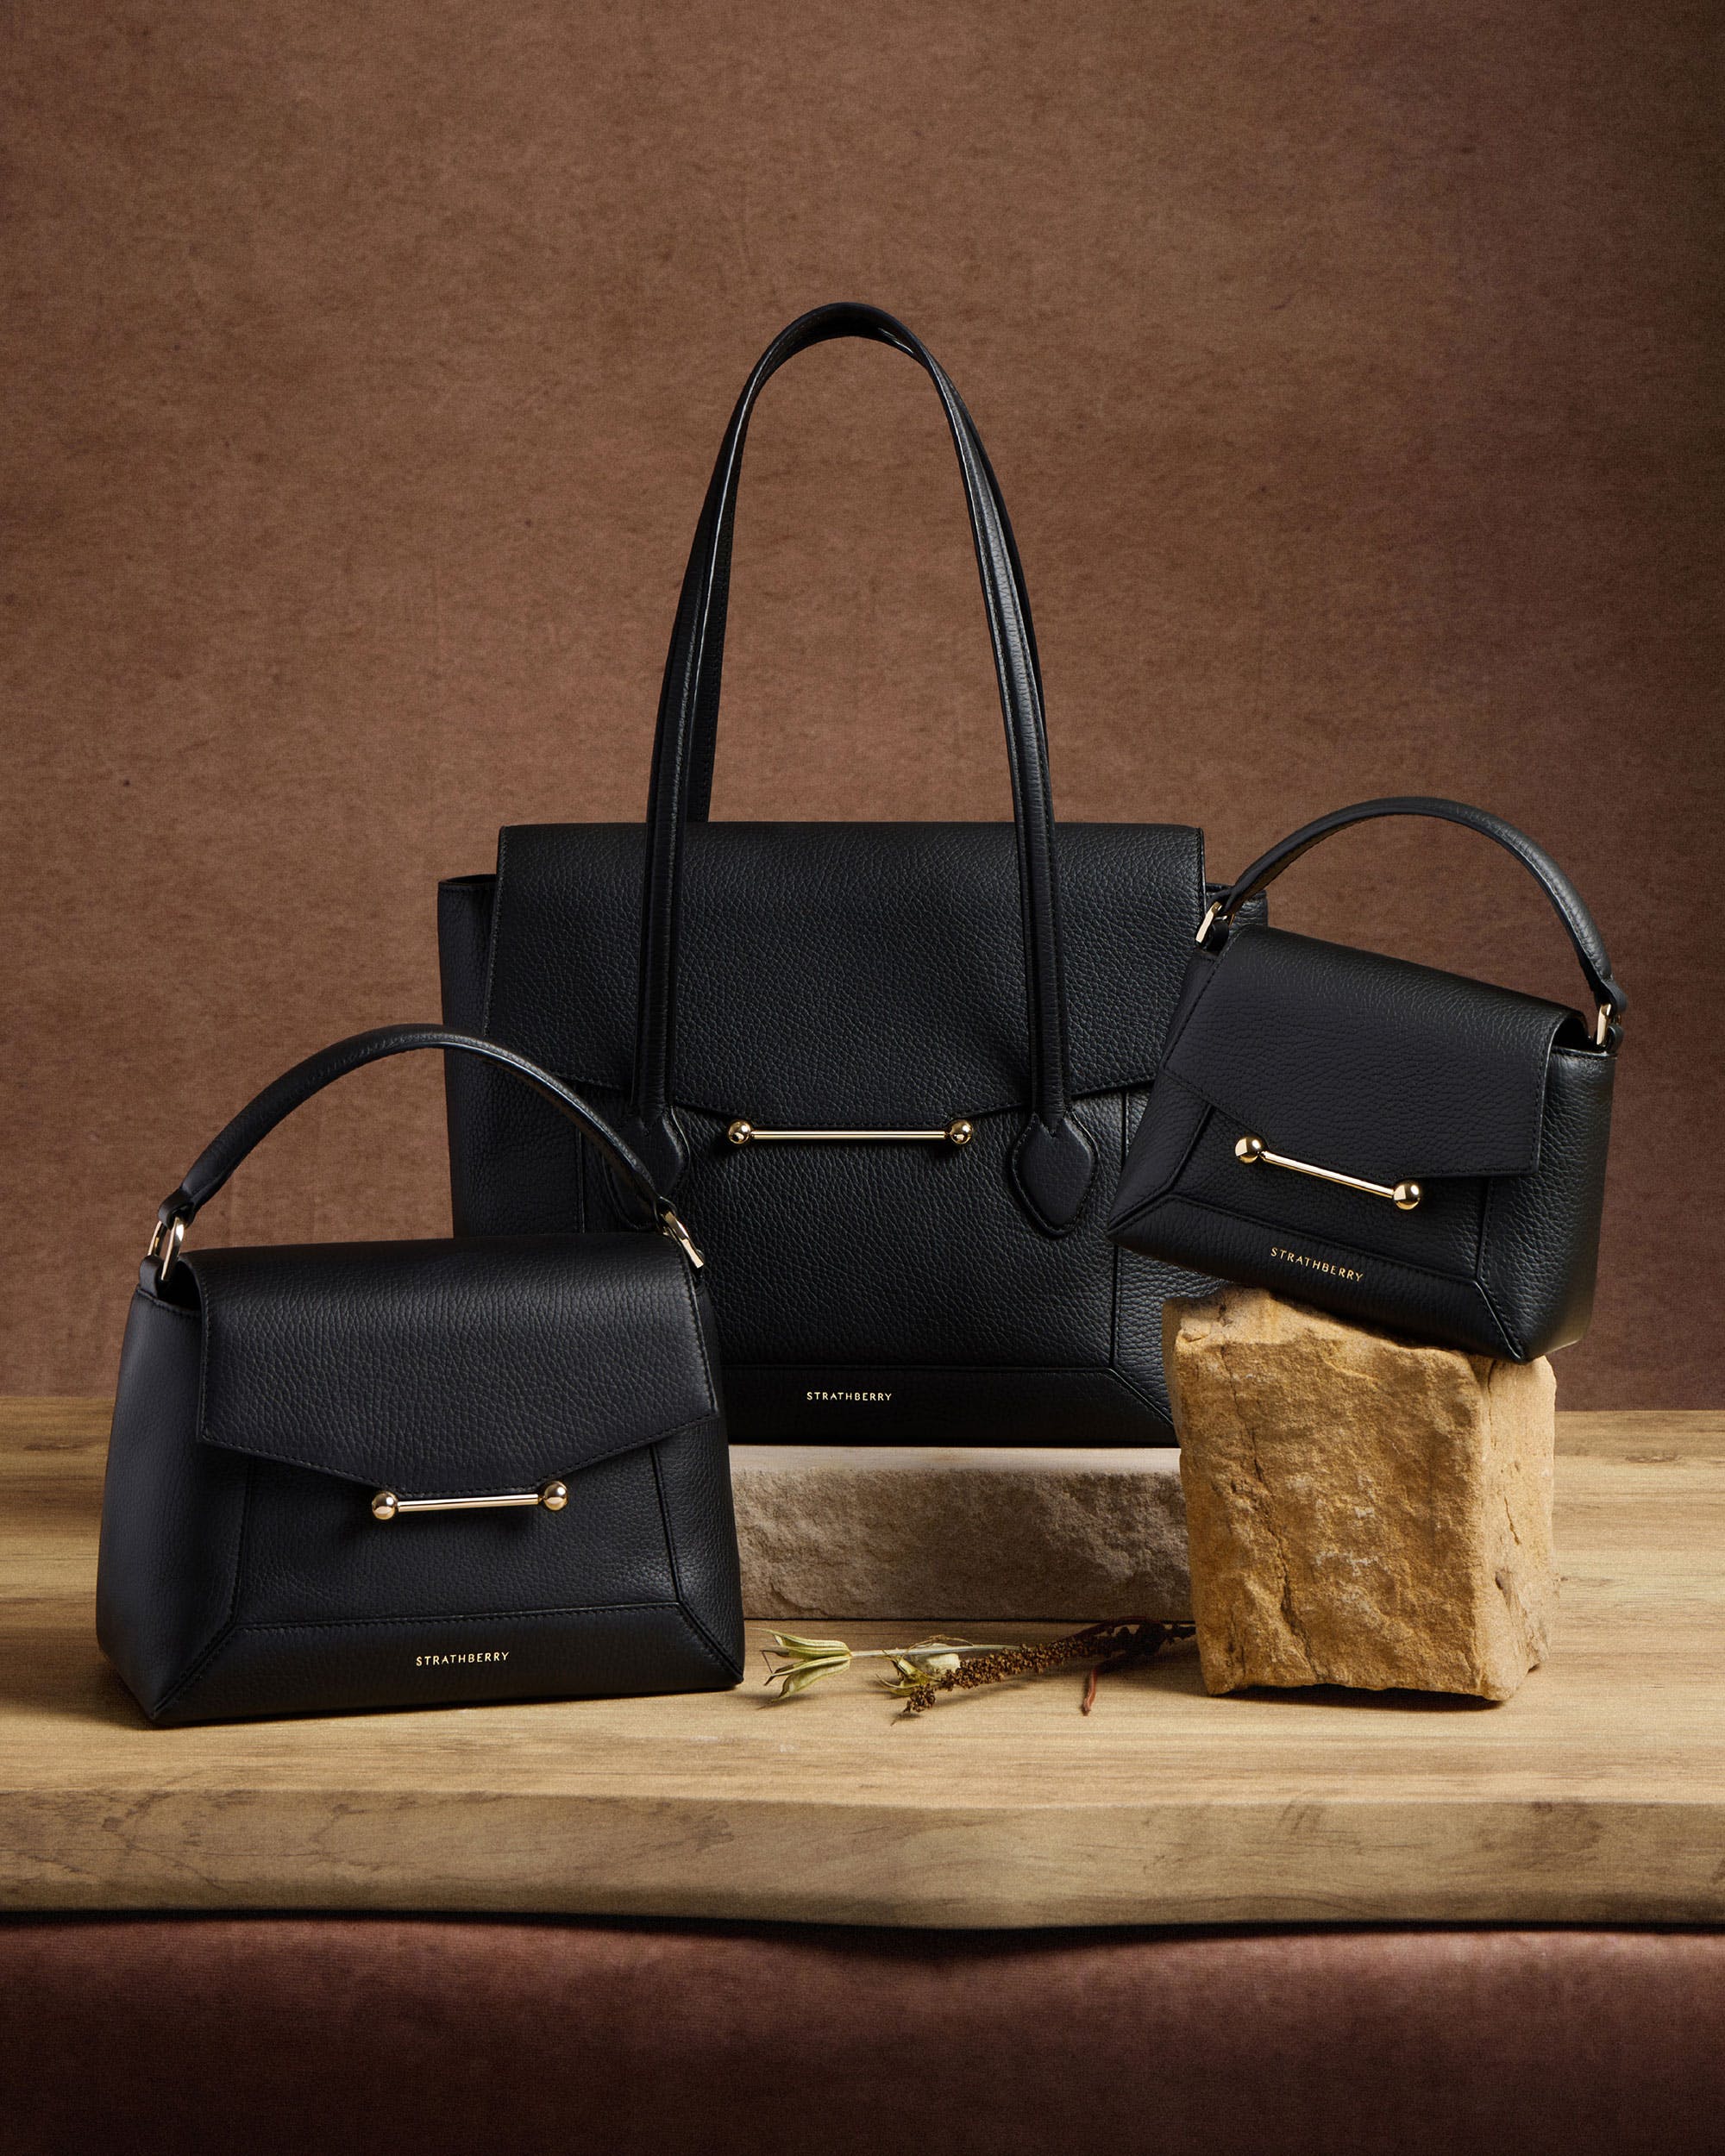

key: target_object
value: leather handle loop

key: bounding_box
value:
[156,1026,668,1235]
[629,303,1094,1227]
[679,320,1045,823]
[1214,798,1627,1028]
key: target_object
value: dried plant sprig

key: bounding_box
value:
[761,1631,1019,1701]
[887,1619,1195,1718]
[760,1621,1195,1714]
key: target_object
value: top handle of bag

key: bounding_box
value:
[628,302,1096,1235]
[1201,797,1627,1048]
[146,1026,702,1286]
[675,319,1044,824]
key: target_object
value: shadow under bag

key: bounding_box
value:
[97,1027,743,1726]
[439,302,1251,1445]
[1107,799,1625,1363]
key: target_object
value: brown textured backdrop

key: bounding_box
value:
[3,1,1719,1403]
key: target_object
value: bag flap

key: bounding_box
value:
[184,1235,715,1494]
[1162,926,1576,1182]
[483,822,1208,1123]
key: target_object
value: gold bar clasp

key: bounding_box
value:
[372,1479,569,1523]
[727,1119,973,1149]
[1236,1133,1421,1212]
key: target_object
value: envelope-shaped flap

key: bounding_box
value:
[484,822,1209,1122]
[1162,926,1575,1183]
[186,1235,715,1495]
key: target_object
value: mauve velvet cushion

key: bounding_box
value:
[2,1920,1722,2154]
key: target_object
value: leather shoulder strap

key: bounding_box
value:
[678,316,1044,823]
[626,302,1096,1232]
[1212,798,1626,1034]
[152,1027,674,1257]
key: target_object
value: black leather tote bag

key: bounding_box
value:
[1107,799,1624,1362]
[440,302,1244,1445]
[97,1026,743,1726]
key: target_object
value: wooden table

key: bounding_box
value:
[3,1401,1722,1928]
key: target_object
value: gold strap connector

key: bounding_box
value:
[146,1215,186,1285]
[659,1206,705,1269]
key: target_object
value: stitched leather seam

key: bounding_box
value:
[1161,976,1560,1183]
[649,1598,741,1679]
[1129,1188,1494,1293]
[1089,1357,1166,1416]
[1116,1100,1500,1262]
[650,1439,743,1681]
[136,1291,198,1321]
[674,1261,722,1428]
[154,1619,240,1717]
[1465,1145,1494,1279]
[1155,947,1228,1069]
[196,1407,722,1490]
[1475,1175,1527,1360]
[649,1440,682,1609]
[1471,1270,1524,1362]
[168,1293,263,1706]
[1107,1081,1214,1228]
[1108,1095,1126,1376]
[565,1081,1172,1127]
[1007,1114,1090,1240]
[217,1601,690,1633]
[479,825,509,1034]
[154,1458,254,1718]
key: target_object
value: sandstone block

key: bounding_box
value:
[731,1445,1190,1622]
[1164,1289,1556,1701]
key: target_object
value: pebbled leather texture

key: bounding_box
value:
[484,823,1208,1119]
[1161,928,1574,1183]
[186,1235,715,1495]
[1107,914,1620,1363]
[98,1037,743,1726]
[442,840,1260,1442]
[97,1288,250,1721]
[1010,1114,1100,1238]
[99,1255,742,1725]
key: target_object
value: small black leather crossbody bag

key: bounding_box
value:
[1107,799,1625,1363]
[97,1026,743,1726]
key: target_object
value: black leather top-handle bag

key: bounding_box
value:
[97,1027,743,1726]
[1107,799,1625,1362]
[440,303,1244,1444]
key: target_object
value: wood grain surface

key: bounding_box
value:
[3,1400,1722,1928]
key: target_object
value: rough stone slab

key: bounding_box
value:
[1164,1289,1557,1701]
[731,1445,1190,1621]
